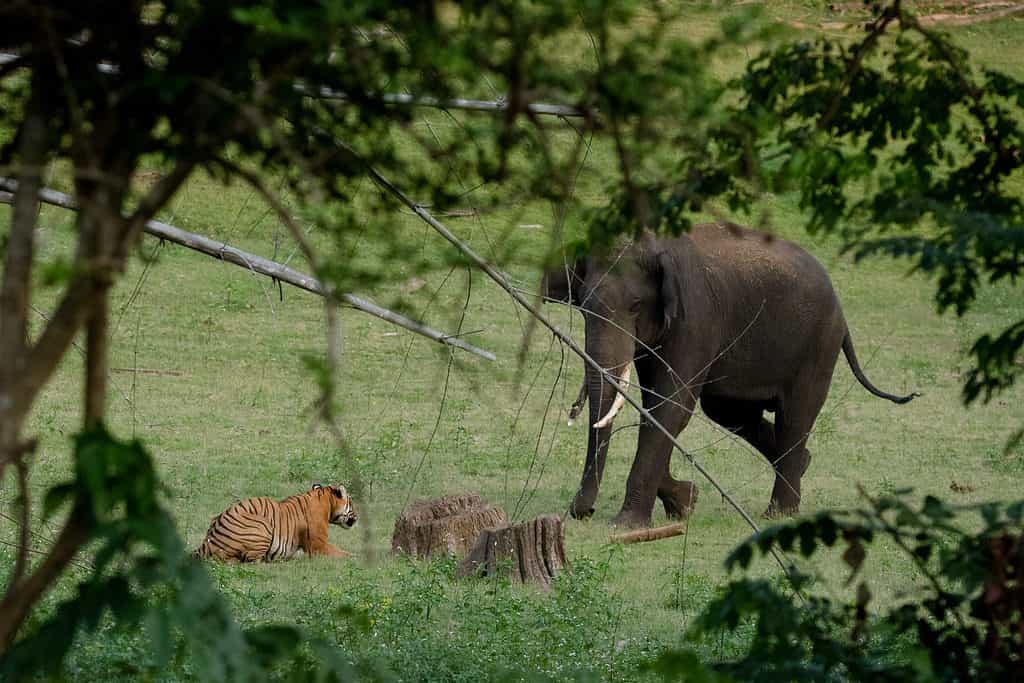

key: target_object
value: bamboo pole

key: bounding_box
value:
[0,53,588,119]
[0,181,496,361]
[306,85,589,118]
[610,523,685,545]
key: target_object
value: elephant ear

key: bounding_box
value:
[655,249,684,329]
[541,258,586,305]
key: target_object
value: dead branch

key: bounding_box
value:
[0,178,496,362]
[119,160,196,260]
[0,514,89,652]
[84,296,108,427]
[9,444,34,588]
[302,86,589,118]
[610,522,686,545]
[0,51,590,119]
[110,367,185,377]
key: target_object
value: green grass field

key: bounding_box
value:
[3,3,1024,680]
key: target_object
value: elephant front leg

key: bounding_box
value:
[571,424,612,519]
[612,395,694,528]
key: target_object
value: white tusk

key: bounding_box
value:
[593,365,631,429]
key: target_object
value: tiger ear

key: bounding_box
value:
[333,485,347,499]
[312,483,324,490]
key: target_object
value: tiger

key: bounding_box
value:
[193,483,358,563]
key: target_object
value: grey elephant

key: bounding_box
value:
[543,223,917,528]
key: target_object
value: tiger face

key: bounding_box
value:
[314,483,358,528]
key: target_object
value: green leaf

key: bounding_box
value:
[642,649,734,682]
[42,484,75,520]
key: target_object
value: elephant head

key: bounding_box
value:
[542,238,684,518]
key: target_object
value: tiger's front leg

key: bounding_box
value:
[306,539,350,558]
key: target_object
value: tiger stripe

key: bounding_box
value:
[193,484,357,563]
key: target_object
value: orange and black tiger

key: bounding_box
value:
[193,483,357,562]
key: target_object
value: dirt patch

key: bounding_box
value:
[782,1,1024,31]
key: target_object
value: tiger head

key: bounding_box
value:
[313,483,358,528]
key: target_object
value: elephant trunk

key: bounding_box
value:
[570,351,633,519]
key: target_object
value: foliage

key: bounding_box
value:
[300,550,655,682]
[585,1,1024,405]
[672,1,1024,405]
[648,491,1024,682]
[2,0,1024,679]
[0,427,357,681]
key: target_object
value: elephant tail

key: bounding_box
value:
[841,331,920,404]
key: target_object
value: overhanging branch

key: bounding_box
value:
[0,54,589,119]
[0,179,496,362]
[304,85,589,118]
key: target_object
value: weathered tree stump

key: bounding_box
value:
[457,515,567,587]
[391,493,507,559]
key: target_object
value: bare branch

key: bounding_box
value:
[610,522,685,545]
[120,160,197,258]
[0,178,496,361]
[84,296,108,427]
[817,3,899,133]
[5,439,36,594]
[0,514,89,653]
[222,161,320,270]
[0,50,591,119]
[306,86,591,118]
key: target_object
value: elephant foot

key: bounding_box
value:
[658,480,698,520]
[763,500,800,519]
[570,492,596,520]
[610,509,652,529]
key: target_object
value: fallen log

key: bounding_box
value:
[0,181,496,361]
[391,494,507,559]
[457,515,567,587]
[610,522,686,545]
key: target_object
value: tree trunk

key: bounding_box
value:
[391,493,507,559]
[457,515,567,587]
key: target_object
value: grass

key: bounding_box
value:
[3,2,1024,680]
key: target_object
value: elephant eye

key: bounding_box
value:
[628,296,642,313]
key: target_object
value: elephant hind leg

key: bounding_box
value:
[765,387,830,518]
[652,396,774,520]
[700,395,777,458]
[657,476,698,519]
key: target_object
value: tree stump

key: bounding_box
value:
[391,493,507,559]
[457,515,567,587]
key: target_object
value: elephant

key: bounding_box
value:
[542,223,917,528]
